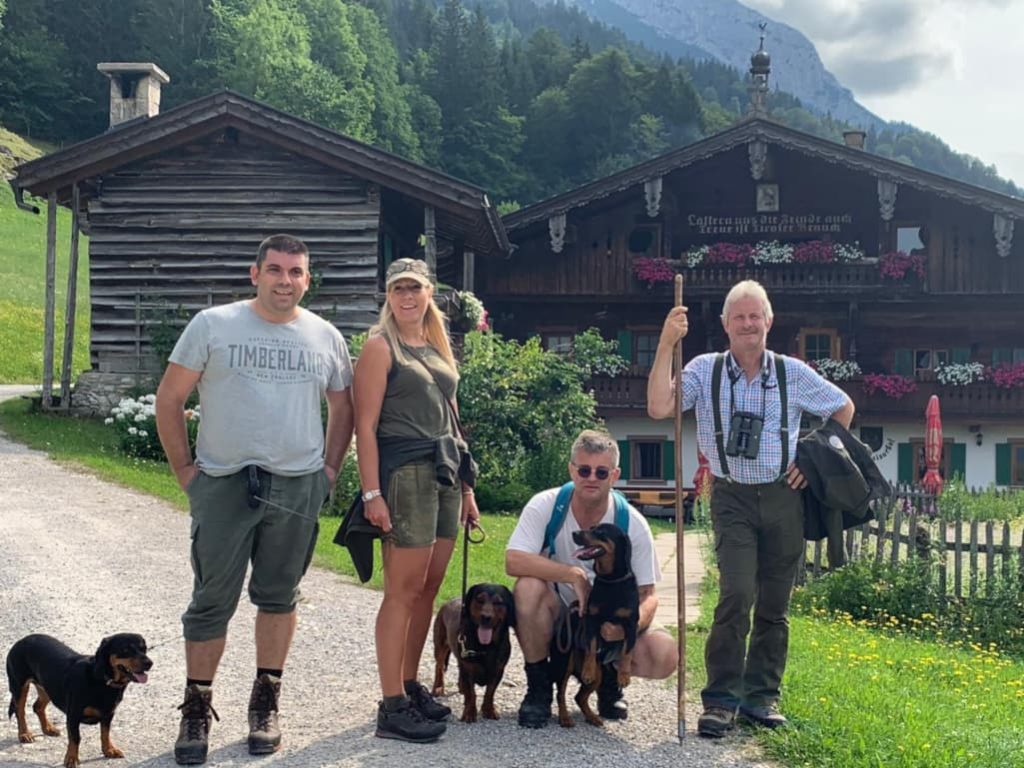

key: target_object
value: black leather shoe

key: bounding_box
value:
[739,703,789,729]
[406,681,451,722]
[376,699,446,743]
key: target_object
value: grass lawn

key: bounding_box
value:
[0,170,91,385]
[770,612,1024,768]
[4,397,1023,767]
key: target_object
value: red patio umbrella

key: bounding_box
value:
[921,394,944,496]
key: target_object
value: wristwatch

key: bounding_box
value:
[362,489,383,503]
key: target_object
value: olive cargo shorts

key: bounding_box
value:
[182,467,330,642]
[384,460,462,548]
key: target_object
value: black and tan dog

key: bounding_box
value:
[431,583,515,722]
[6,633,152,768]
[550,523,639,727]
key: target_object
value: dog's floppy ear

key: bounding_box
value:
[497,585,516,629]
[94,635,115,678]
[462,584,481,622]
[616,529,632,575]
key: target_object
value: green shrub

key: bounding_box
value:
[938,477,1024,522]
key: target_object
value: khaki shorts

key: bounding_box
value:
[182,467,329,641]
[384,460,461,548]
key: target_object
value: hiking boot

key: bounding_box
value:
[247,674,282,755]
[597,672,627,721]
[697,705,736,738]
[517,661,552,729]
[406,680,451,722]
[376,699,446,743]
[174,685,219,765]
[739,702,789,729]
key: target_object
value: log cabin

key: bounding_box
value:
[11,63,508,415]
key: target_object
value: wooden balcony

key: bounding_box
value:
[590,374,1024,421]
[643,261,922,297]
[590,374,649,412]
[841,378,1024,420]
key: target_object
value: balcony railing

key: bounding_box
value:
[840,378,1024,419]
[590,373,1024,419]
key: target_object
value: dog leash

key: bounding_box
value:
[246,465,320,522]
[460,519,487,602]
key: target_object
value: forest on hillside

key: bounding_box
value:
[0,0,1019,205]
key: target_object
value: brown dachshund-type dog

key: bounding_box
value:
[6,633,152,768]
[550,523,639,727]
[431,583,515,722]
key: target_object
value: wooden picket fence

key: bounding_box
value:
[797,484,1024,601]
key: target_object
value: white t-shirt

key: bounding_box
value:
[507,487,662,606]
[169,301,353,476]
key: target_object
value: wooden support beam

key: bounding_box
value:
[424,205,437,273]
[463,249,475,292]
[42,192,58,410]
[60,184,81,411]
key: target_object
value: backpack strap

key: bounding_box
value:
[775,353,789,480]
[711,353,731,479]
[544,482,631,559]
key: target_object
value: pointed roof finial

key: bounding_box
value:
[748,23,771,118]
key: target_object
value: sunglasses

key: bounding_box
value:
[572,462,612,480]
[386,258,431,279]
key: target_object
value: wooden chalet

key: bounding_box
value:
[481,102,1024,491]
[11,63,508,414]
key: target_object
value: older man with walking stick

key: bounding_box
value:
[648,280,853,738]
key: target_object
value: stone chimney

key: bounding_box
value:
[843,130,866,150]
[96,63,170,128]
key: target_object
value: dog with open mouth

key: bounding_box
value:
[6,632,152,768]
[431,583,515,722]
[550,523,639,727]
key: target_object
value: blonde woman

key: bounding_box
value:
[354,258,480,743]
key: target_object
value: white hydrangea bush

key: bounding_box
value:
[107,394,200,459]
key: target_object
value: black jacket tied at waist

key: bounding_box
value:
[334,435,473,583]
[797,419,891,569]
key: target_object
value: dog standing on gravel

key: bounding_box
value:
[431,583,515,722]
[6,632,152,768]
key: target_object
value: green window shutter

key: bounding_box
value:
[951,347,971,364]
[950,443,966,482]
[893,348,913,376]
[663,441,675,481]
[993,347,1013,365]
[617,330,633,362]
[996,443,1011,486]
[897,442,913,484]
[618,440,631,480]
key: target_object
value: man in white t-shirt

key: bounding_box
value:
[506,430,678,728]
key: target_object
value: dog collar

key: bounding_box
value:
[457,633,483,659]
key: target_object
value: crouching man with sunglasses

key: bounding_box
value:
[505,429,679,728]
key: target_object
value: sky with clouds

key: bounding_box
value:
[743,0,1024,188]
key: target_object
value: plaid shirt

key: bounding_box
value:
[681,351,849,484]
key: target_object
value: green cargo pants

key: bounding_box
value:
[701,478,804,710]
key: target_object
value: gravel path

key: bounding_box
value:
[0,426,771,768]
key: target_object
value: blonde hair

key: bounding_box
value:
[370,284,459,376]
[721,279,774,323]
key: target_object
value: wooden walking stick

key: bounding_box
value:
[673,273,687,741]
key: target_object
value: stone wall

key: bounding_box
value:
[70,371,157,417]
